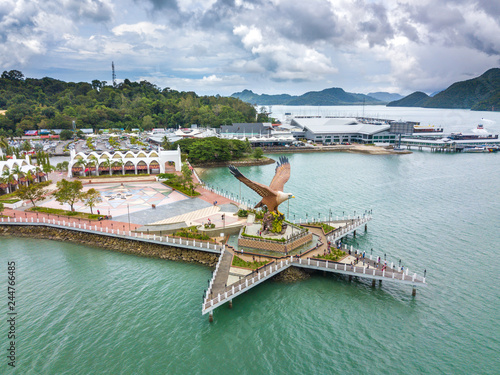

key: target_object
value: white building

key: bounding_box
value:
[291,117,396,144]
[0,156,46,193]
[68,146,182,178]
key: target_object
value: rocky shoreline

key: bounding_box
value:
[272,266,311,282]
[1,225,316,283]
[0,225,219,267]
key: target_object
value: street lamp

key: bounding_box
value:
[127,204,131,231]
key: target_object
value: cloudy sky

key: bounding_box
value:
[1,0,499,96]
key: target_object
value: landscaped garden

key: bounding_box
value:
[232,255,270,270]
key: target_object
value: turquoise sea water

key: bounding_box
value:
[1,108,500,374]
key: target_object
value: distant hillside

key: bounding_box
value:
[231,88,383,106]
[387,68,500,111]
[231,89,293,105]
[367,92,403,102]
[386,91,430,107]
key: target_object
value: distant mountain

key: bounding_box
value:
[387,68,500,111]
[231,89,292,105]
[231,88,383,106]
[367,92,403,102]
[429,90,443,97]
[386,91,430,107]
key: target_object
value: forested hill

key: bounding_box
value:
[0,70,265,137]
[387,68,500,111]
[231,88,383,105]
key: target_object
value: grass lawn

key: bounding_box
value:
[0,198,21,204]
[161,181,200,197]
[29,206,104,220]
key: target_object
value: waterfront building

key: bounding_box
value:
[290,117,397,144]
[219,123,295,146]
[67,147,182,177]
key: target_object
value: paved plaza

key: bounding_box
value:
[39,181,188,219]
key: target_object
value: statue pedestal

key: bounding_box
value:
[238,222,312,254]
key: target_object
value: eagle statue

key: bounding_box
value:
[228,156,294,213]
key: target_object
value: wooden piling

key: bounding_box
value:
[412,288,417,297]
[228,300,233,309]
[372,279,376,287]
[209,312,213,322]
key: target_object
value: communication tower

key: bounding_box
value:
[112,62,116,87]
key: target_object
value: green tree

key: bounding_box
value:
[15,182,47,207]
[21,140,32,152]
[52,179,83,211]
[81,188,102,214]
[161,136,172,150]
[0,202,4,215]
[181,163,193,190]
[60,129,73,140]
[252,147,264,159]
[56,161,69,172]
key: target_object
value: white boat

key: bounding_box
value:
[463,146,487,153]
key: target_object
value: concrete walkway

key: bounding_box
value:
[210,247,234,297]
[2,208,142,232]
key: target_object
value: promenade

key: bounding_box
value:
[1,173,427,323]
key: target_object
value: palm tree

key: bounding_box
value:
[42,163,54,175]
[113,159,124,175]
[102,159,113,176]
[0,136,8,156]
[25,169,35,186]
[34,166,43,183]
[86,159,96,176]
[1,170,17,193]
[73,159,86,177]
[11,165,25,187]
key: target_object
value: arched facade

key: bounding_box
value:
[67,147,182,177]
[0,156,46,193]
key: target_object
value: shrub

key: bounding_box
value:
[232,255,269,270]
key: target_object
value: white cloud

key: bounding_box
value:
[112,22,167,37]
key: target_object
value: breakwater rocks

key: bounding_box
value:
[272,266,310,282]
[0,225,218,267]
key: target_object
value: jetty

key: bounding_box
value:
[202,213,427,321]
[400,135,500,152]
[0,210,427,323]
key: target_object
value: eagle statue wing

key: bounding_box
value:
[269,156,290,192]
[228,165,275,198]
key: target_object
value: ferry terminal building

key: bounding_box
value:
[290,117,397,144]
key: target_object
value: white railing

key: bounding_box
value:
[0,216,222,253]
[202,257,292,313]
